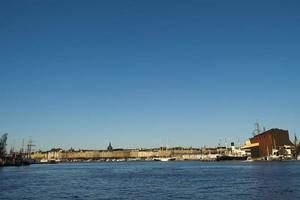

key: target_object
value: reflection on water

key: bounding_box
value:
[1,161,300,199]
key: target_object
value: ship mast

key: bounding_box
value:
[26,138,35,159]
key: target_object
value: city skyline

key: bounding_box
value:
[1,0,300,150]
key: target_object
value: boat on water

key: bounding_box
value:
[216,155,248,161]
[243,157,254,162]
[153,157,176,162]
[263,154,283,161]
[39,158,59,164]
[2,154,32,166]
[215,141,249,161]
[3,159,31,166]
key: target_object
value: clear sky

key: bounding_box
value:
[1,0,299,151]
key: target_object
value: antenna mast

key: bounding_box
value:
[252,120,262,136]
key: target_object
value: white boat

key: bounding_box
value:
[243,157,254,162]
[40,158,49,163]
[153,157,176,162]
[39,158,58,164]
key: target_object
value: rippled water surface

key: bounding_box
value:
[1,161,300,199]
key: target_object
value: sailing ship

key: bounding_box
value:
[153,142,176,161]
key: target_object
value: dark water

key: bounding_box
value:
[1,161,300,200]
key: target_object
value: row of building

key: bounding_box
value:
[29,128,299,162]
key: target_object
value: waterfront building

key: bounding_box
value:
[242,128,295,159]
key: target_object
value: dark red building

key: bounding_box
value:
[245,129,294,159]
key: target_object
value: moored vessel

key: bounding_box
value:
[153,157,176,162]
[39,158,58,164]
[216,155,248,161]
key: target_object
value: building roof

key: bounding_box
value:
[251,128,293,146]
[252,128,288,137]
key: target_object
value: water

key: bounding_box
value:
[1,161,300,200]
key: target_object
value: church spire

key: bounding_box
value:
[107,142,113,151]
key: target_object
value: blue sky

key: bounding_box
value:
[1,0,299,150]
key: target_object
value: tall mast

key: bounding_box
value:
[26,138,35,159]
[253,120,262,136]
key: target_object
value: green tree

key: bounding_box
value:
[0,133,8,158]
